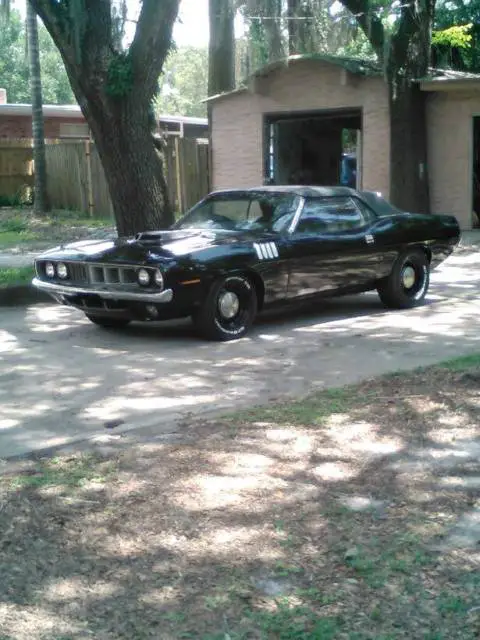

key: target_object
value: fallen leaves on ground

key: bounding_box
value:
[0,360,479,640]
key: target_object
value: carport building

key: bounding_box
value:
[208,54,480,231]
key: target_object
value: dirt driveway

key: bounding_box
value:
[1,250,479,459]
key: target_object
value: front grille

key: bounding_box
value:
[88,264,137,285]
[36,260,158,289]
[68,262,88,284]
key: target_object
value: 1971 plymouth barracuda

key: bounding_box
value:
[33,186,461,341]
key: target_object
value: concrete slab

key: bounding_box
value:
[0,249,478,460]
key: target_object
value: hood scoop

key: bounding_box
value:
[135,229,216,245]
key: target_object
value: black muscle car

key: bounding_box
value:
[32,186,461,341]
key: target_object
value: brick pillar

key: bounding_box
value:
[0,88,7,104]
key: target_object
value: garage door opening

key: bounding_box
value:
[264,109,362,189]
[472,116,480,228]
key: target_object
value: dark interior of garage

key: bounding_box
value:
[472,116,480,228]
[264,109,361,189]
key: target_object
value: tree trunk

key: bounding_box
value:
[388,75,430,213]
[208,0,235,97]
[84,100,172,237]
[208,0,235,200]
[338,0,434,214]
[29,0,180,235]
[246,0,284,64]
[26,0,49,214]
[287,0,300,54]
[287,0,314,55]
[385,0,434,213]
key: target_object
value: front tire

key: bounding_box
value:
[85,314,131,329]
[377,250,430,309]
[193,275,258,341]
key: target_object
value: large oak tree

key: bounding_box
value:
[21,0,181,236]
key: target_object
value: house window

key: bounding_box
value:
[59,122,90,139]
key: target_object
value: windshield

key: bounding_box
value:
[173,192,302,233]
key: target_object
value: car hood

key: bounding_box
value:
[36,228,277,264]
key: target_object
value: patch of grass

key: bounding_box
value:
[439,353,480,371]
[296,588,338,606]
[274,562,304,577]
[49,209,114,227]
[0,216,29,233]
[162,611,187,624]
[232,386,361,427]
[0,207,114,251]
[436,593,469,615]
[0,229,39,248]
[247,603,342,639]
[0,265,35,288]
[7,454,116,491]
[343,534,435,589]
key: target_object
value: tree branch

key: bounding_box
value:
[337,0,385,61]
[30,0,111,82]
[29,0,74,67]
[388,0,436,75]
[129,0,181,99]
[389,0,417,69]
[28,0,111,118]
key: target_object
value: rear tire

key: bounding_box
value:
[85,314,131,329]
[377,250,430,309]
[193,274,257,341]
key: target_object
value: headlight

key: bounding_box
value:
[154,269,164,289]
[45,262,55,278]
[137,268,150,286]
[57,263,68,279]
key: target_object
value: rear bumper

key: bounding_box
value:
[32,278,173,303]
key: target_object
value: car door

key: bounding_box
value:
[285,196,380,298]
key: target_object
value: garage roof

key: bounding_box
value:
[205,53,382,104]
[205,53,480,103]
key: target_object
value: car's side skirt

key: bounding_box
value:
[260,282,377,312]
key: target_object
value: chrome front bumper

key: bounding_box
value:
[32,278,174,303]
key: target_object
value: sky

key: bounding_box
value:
[11,0,213,48]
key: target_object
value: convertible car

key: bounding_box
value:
[32,186,461,341]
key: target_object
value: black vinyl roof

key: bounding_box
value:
[208,186,403,216]
[210,185,358,198]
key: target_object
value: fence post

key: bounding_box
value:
[174,136,183,213]
[85,139,94,217]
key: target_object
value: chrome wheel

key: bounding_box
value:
[193,275,258,341]
[218,290,240,319]
[377,250,430,309]
[401,265,416,290]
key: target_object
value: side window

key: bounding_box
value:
[247,196,300,231]
[295,197,370,234]
[211,199,249,221]
[247,200,263,220]
[352,198,377,224]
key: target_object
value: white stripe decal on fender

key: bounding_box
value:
[253,243,263,260]
[253,242,279,260]
[260,244,270,259]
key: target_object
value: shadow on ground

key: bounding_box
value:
[0,363,479,639]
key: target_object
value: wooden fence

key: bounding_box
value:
[0,140,34,205]
[45,140,113,216]
[0,136,210,215]
[164,137,210,214]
